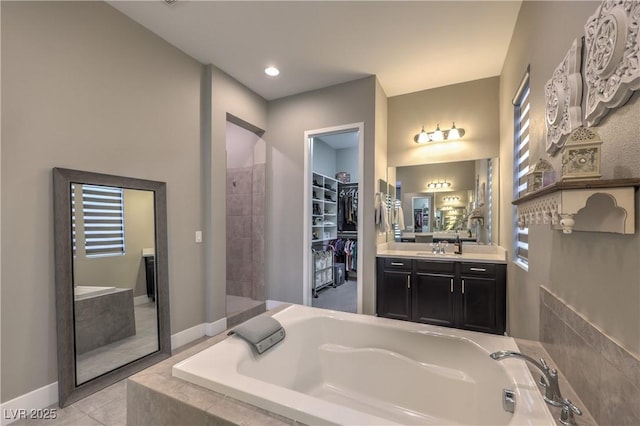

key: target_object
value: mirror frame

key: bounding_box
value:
[53,167,171,407]
[388,157,499,244]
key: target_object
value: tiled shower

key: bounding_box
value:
[225,163,265,302]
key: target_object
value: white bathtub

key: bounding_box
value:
[173,304,555,425]
[74,285,116,300]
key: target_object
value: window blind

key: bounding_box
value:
[513,72,530,264]
[81,185,125,257]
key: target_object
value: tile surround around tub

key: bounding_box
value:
[540,286,640,425]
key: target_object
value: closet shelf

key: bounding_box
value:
[512,178,640,234]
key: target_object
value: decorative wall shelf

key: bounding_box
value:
[512,178,640,234]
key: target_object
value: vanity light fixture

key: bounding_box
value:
[414,122,466,144]
[264,66,280,77]
[427,180,452,189]
[443,196,460,202]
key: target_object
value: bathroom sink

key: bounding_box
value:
[415,252,459,258]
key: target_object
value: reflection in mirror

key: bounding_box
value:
[388,158,498,245]
[53,168,171,407]
[411,195,433,232]
[72,184,158,384]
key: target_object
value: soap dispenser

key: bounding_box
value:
[454,233,462,254]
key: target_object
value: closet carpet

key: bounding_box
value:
[311,278,357,313]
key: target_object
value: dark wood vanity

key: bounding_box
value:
[376,256,506,335]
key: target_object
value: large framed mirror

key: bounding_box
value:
[388,158,499,245]
[53,168,171,407]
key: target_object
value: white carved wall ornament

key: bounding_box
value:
[515,187,636,234]
[545,38,583,155]
[584,0,640,127]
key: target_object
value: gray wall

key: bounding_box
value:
[499,0,640,355]
[205,65,267,324]
[1,1,203,401]
[265,76,381,314]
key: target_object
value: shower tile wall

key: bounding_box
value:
[540,286,640,425]
[226,165,265,300]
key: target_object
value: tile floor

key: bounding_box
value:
[12,334,210,426]
[76,303,158,384]
[11,297,264,426]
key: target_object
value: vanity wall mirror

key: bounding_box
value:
[53,168,171,407]
[388,158,499,245]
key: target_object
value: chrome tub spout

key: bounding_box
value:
[490,350,582,426]
[490,350,563,406]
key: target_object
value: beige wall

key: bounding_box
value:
[500,1,640,353]
[387,77,500,167]
[395,161,476,194]
[265,76,380,314]
[1,1,202,401]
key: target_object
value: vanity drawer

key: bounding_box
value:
[415,260,455,274]
[382,258,412,270]
[460,262,495,277]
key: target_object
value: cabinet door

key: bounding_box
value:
[412,273,456,327]
[460,276,498,334]
[378,270,412,321]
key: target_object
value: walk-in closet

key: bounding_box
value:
[309,130,359,313]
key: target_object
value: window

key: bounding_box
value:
[486,158,493,245]
[72,184,125,257]
[513,70,530,265]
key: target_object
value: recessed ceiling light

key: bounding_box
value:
[264,66,280,77]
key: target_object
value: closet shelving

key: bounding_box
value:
[312,172,338,242]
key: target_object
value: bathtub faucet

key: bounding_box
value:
[489,350,582,425]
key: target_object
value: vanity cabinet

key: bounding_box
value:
[459,263,504,334]
[377,258,412,321]
[376,257,506,335]
[413,261,456,327]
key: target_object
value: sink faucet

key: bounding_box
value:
[490,350,582,425]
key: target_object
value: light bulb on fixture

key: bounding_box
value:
[448,122,460,140]
[431,124,444,141]
[416,126,430,143]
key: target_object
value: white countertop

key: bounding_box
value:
[377,242,507,264]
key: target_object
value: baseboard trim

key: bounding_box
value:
[133,295,152,306]
[0,383,58,426]
[2,320,230,425]
[170,322,206,350]
[266,299,286,310]
[204,317,227,337]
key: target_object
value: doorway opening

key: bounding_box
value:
[225,119,266,326]
[303,123,364,313]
